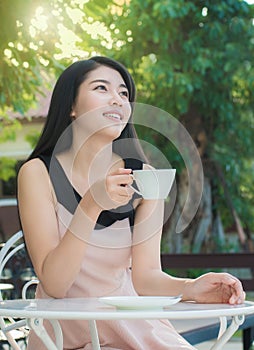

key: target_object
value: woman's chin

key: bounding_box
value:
[101,121,126,139]
[104,125,123,140]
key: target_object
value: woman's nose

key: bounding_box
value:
[109,92,123,106]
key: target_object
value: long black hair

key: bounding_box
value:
[28,56,147,163]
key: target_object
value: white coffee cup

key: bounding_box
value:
[130,169,176,200]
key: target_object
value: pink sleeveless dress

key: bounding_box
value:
[27,156,195,349]
[27,203,195,350]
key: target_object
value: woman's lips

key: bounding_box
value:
[103,112,122,121]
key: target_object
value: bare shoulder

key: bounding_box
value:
[18,158,48,180]
[18,158,52,195]
[19,157,58,210]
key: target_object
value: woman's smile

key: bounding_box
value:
[103,109,123,122]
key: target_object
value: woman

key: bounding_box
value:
[18,56,245,350]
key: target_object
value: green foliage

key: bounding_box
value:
[25,130,42,149]
[0,118,22,181]
[164,267,221,279]
[86,0,254,231]
[0,0,65,115]
[0,119,22,143]
[0,158,17,181]
[0,0,253,233]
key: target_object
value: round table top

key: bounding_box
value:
[0,298,253,321]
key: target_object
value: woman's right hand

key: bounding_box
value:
[89,167,134,211]
[71,167,135,242]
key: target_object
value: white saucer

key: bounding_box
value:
[99,295,182,310]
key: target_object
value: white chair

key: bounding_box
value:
[0,230,38,349]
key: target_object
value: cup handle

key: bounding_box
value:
[128,177,144,196]
[128,184,142,196]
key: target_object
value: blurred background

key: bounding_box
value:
[0,0,253,256]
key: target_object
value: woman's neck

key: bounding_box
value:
[72,142,114,178]
[59,139,119,190]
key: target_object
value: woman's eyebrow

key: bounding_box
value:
[89,79,127,89]
[89,79,109,85]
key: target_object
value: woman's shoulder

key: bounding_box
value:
[19,157,47,174]
[18,158,55,202]
[18,158,49,185]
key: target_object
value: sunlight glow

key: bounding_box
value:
[111,0,130,15]
[29,26,37,38]
[29,42,39,50]
[115,40,125,48]
[17,43,24,51]
[202,7,208,16]
[70,0,89,7]
[66,7,84,24]
[31,6,48,31]
[4,49,12,59]
[16,20,23,28]
[11,58,19,67]
[54,23,87,60]
[81,21,112,41]
[23,62,29,68]
[24,2,126,61]
[39,57,50,66]
[52,9,61,16]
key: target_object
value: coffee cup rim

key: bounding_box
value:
[132,169,176,173]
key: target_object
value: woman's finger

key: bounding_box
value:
[218,274,245,304]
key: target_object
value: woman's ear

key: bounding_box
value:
[70,110,76,120]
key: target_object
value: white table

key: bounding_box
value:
[0,298,254,350]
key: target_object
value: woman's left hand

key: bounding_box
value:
[186,272,246,305]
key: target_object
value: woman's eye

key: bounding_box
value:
[95,85,107,91]
[119,90,129,98]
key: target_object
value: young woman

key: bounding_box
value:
[18,56,245,350]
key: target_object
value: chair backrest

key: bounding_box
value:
[0,230,38,349]
[0,231,24,300]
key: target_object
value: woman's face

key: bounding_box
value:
[71,65,132,140]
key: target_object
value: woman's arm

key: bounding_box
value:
[131,198,245,304]
[18,159,101,298]
[131,198,191,298]
[18,160,133,298]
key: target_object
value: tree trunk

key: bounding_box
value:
[162,105,251,253]
[163,173,213,253]
[211,213,226,252]
[191,177,212,253]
